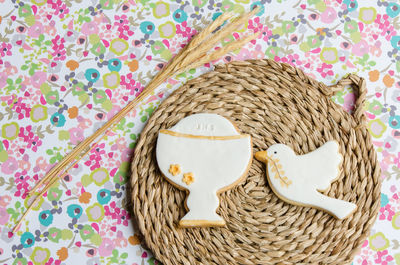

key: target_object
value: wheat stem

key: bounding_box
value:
[185,12,234,52]
[12,176,59,233]
[184,32,260,71]
[13,9,259,233]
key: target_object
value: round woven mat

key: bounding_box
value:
[130,59,381,265]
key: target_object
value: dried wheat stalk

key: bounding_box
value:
[12,7,260,233]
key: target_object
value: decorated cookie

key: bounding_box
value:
[156,113,252,227]
[255,141,357,219]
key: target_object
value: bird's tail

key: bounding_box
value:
[312,193,357,220]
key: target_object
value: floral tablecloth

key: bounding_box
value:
[0,0,399,264]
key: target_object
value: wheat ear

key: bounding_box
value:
[13,9,260,233]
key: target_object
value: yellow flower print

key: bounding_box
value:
[182,172,194,185]
[169,164,181,176]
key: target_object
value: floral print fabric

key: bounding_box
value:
[0,0,399,264]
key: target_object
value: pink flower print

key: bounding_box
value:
[390,191,400,211]
[34,156,49,172]
[308,13,320,21]
[352,40,369,56]
[374,14,397,41]
[0,72,7,88]
[0,195,11,207]
[6,95,16,106]
[248,17,272,42]
[222,55,234,64]
[0,207,9,225]
[120,73,144,97]
[120,145,133,162]
[31,71,47,88]
[394,152,400,168]
[16,25,27,34]
[28,135,42,152]
[114,231,128,248]
[289,34,299,44]
[288,54,303,66]
[14,170,31,199]
[316,63,334,78]
[374,14,389,30]
[11,97,31,120]
[51,35,67,61]
[45,21,57,36]
[114,15,133,40]
[340,41,352,50]
[19,153,32,172]
[3,61,18,76]
[98,238,115,257]
[356,247,375,265]
[375,250,394,265]
[236,47,252,61]
[28,22,44,38]
[106,106,122,120]
[104,201,129,226]
[19,125,42,152]
[379,152,392,173]
[248,17,262,32]
[251,44,265,60]
[343,92,355,112]
[84,143,105,170]
[176,21,197,40]
[0,42,12,57]
[81,22,99,36]
[277,54,303,67]
[1,156,18,175]
[379,204,395,221]
[47,0,69,19]
[384,25,397,41]
[76,116,93,129]
[69,127,84,145]
[321,7,337,23]
[369,41,382,57]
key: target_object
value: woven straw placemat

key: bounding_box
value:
[130,59,381,265]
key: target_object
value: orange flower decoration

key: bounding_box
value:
[182,172,194,185]
[169,164,181,176]
[57,247,68,261]
[66,60,79,71]
[316,28,325,36]
[383,74,395,88]
[79,192,92,204]
[67,106,78,119]
[128,60,138,72]
[128,234,141,245]
[368,70,379,82]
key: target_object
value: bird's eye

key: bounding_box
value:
[274,151,277,154]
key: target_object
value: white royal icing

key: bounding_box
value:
[255,141,357,219]
[172,113,239,136]
[156,113,252,227]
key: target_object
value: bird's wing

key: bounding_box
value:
[298,141,342,191]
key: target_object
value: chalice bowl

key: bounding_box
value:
[156,113,252,227]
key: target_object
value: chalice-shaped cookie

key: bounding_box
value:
[156,113,252,227]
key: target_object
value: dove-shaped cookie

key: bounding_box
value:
[255,141,357,219]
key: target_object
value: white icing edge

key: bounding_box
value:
[171,113,240,136]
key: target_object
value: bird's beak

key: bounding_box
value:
[255,151,270,163]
